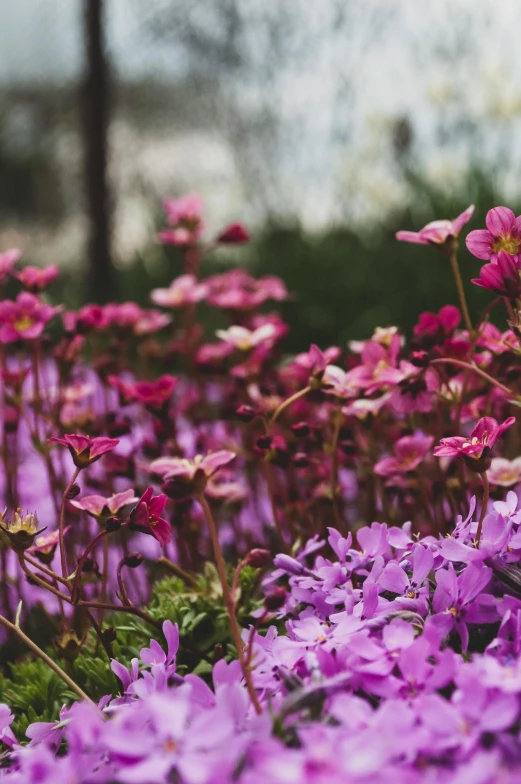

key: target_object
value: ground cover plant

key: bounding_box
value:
[2,197,521,781]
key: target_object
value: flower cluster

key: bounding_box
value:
[2,196,521,781]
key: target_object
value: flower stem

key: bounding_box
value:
[59,467,81,579]
[0,612,95,705]
[476,472,490,547]
[196,493,262,714]
[271,386,311,425]
[430,358,515,398]
[448,247,474,338]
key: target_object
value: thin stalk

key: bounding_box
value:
[58,467,81,579]
[270,386,311,425]
[196,494,262,714]
[157,557,199,589]
[476,472,490,547]
[448,246,474,338]
[0,613,94,705]
[72,529,108,604]
[430,358,515,398]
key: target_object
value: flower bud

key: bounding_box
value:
[66,483,81,500]
[105,516,122,533]
[123,552,144,569]
[236,404,256,422]
[273,553,305,576]
[264,587,288,612]
[291,421,309,438]
[244,549,271,569]
[256,435,272,450]
[292,452,309,468]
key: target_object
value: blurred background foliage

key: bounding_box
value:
[1,1,521,347]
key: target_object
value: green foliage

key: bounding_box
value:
[0,564,267,740]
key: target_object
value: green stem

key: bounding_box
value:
[448,247,474,338]
[270,386,311,426]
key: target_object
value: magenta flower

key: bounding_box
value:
[0,292,60,343]
[216,222,250,244]
[134,309,171,335]
[374,432,434,476]
[396,205,474,246]
[150,274,209,308]
[48,433,120,468]
[471,249,521,298]
[15,264,59,292]
[466,206,521,262]
[27,527,70,564]
[129,487,171,546]
[108,374,178,410]
[0,248,21,283]
[158,193,204,246]
[433,416,515,468]
[71,489,138,521]
[150,451,236,499]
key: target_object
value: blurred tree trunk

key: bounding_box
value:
[82,0,117,301]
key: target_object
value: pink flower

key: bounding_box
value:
[216,223,250,244]
[48,434,120,468]
[215,324,278,351]
[108,375,178,410]
[374,432,434,476]
[396,205,474,246]
[471,250,521,298]
[434,416,516,468]
[103,302,142,328]
[344,335,405,394]
[0,249,21,283]
[150,451,236,499]
[158,193,204,246]
[206,269,287,310]
[150,275,209,308]
[71,489,138,520]
[15,264,59,292]
[134,309,171,335]
[0,292,60,343]
[487,457,521,487]
[27,528,70,564]
[466,206,521,262]
[129,487,171,546]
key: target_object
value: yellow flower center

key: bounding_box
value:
[493,236,519,255]
[14,316,34,332]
